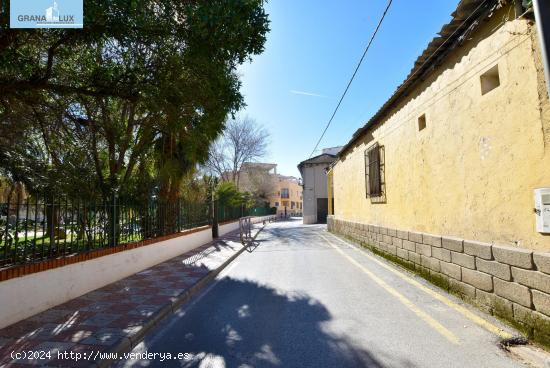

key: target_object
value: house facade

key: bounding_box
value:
[328,1,550,344]
[271,175,302,218]
[238,162,302,217]
[298,147,341,224]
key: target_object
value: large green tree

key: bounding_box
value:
[0,0,269,204]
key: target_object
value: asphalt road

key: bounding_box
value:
[119,219,525,368]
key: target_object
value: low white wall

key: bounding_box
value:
[219,220,240,236]
[0,227,212,329]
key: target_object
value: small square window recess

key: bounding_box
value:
[418,114,426,131]
[480,65,500,95]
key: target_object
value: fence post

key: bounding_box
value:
[212,199,219,238]
[112,192,117,247]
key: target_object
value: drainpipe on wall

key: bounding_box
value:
[533,0,550,98]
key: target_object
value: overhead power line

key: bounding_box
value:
[308,0,393,158]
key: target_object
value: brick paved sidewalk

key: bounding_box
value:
[0,224,263,368]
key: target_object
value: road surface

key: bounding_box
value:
[119,219,525,368]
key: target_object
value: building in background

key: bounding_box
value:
[237,162,302,218]
[298,147,341,224]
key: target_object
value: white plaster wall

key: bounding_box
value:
[219,220,239,236]
[302,164,329,224]
[0,227,212,329]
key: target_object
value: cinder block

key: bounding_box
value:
[408,231,423,243]
[440,261,461,280]
[451,252,475,269]
[533,311,550,346]
[533,290,550,317]
[393,237,403,248]
[513,303,535,327]
[492,244,533,269]
[449,279,476,298]
[534,252,550,275]
[396,248,408,260]
[462,268,493,292]
[432,247,451,262]
[379,227,388,235]
[511,268,550,294]
[476,289,513,317]
[423,233,442,247]
[408,251,421,264]
[494,296,514,319]
[442,236,463,252]
[383,235,392,244]
[386,244,397,255]
[494,278,532,308]
[416,243,431,257]
[476,258,511,281]
[396,229,408,240]
[463,240,492,260]
[387,228,397,237]
[421,255,440,272]
[402,240,416,252]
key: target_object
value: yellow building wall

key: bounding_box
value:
[333,15,550,251]
[268,177,303,216]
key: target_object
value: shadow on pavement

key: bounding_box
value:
[125,277,389,368]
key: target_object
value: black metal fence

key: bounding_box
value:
[0,197,248,269]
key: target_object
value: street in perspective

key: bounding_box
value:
[1,0,550,367]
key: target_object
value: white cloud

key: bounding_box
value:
[290,90,327,98]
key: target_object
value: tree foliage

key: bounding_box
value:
[0,0,270,203]
[205,116,270,188]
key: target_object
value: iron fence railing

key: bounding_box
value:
[0,197,246,269]
[247,207,277,217]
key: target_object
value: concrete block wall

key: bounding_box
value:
[328,216,550,345]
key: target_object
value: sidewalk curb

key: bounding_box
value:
[98,224,267,368]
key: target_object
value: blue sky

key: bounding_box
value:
[237,0,459,177]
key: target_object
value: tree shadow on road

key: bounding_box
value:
[124,277,417,368]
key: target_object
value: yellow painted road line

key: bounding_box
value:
[318,233,460,345]
[324,231,513,340]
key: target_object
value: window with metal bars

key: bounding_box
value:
[365,143,385,201]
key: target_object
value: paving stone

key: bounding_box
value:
[492,244,533,269]
[532,290,550,317]
[533,252,550,275]
[451,252,475,269]
[461,268,493,292]
[0,227,250,367]
[511,267,550,294]
[476,258,511,281]
[494,278,532,308]
[442,236,463,252]
[463,240,492,260]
